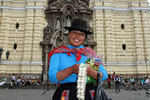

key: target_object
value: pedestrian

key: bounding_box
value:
[11,74,16,87]
[48,19,108,100]
[119,74,123,85]
[21,76,25,86]
[25,78,31,86]
[129,77,136,86]
[123,78,129,88]
[114,75,120,93]
[0,77,7,86]
[2,77,7,82]
[112,72,115,81]
[144,77,150,85]
[16,77,21,86]
[37,78,41,85]
[141,77,145,86]
[107,74,111,88]
[31,77,36,85]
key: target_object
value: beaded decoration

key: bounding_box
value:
[77,58,102,100]
[77,63,88,100]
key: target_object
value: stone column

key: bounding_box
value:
[132,10,146,77]
[92,10,105,61]
[141,10,150,75]
[43,45,49,84]
[22,4,35,73]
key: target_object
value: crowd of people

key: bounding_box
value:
[141,77,150,86]
[107,72,150,93]
[1,72,149,89]
[0,74,42,87]
[10,74,42,87]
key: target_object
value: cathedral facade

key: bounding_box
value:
[91,0,150,78]
[0,0,150,79]
[0,0,47,78]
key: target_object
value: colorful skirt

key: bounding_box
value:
[52,82,96,100]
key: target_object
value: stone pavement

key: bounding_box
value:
[0,88,150,100]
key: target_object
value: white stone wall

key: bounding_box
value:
[91,0,150,76]
[0,0,47,75]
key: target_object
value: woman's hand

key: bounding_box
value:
[71,64,102,80]
[71,64,80,74]
[71,64,95,75]
[87,65,102,79]
[56,64,80,81]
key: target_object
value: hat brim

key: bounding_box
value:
[64,27,93,34]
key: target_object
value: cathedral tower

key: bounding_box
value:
[91,0,150,78]
[0,0,47,78]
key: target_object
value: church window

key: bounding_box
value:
[13,43,17,49]
[121,24,125,30]
[16,23,19,29]
[122,44,126,50]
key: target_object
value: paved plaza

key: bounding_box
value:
[0,88,150,100]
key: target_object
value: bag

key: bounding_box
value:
[94,72,112,100]
[94,83,112,100]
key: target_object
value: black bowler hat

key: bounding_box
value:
[64,19,93,34]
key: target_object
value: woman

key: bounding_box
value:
[107,74,111,88]
[48,19,108,100]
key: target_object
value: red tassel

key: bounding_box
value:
[76,50,82,61]
[67,52,71,56]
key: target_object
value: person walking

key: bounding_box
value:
[48,19,108,100]
[107,74,111,88]
[114,75,120,93]
[11,74,16,87]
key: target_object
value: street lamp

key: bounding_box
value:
[6,50,10,60]
[0,48,4,62]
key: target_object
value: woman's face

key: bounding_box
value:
[68,30,86,47]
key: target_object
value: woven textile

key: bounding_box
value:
[48,45,98,61]
[48,45,102,68]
